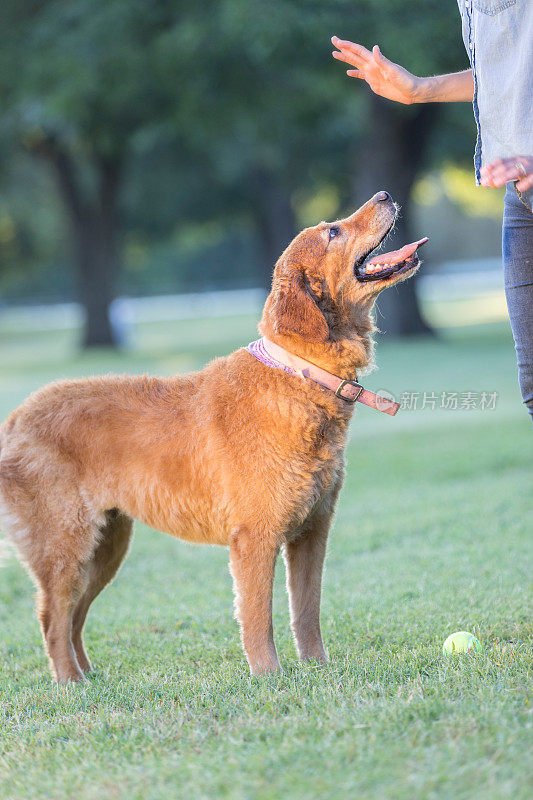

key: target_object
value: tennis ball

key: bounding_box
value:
[442,631,481,655]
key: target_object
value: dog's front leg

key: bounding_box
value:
[229,527,281,676]
[284,479,343,665]
[284,524,329,664]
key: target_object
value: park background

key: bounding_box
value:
[0,2,531,800]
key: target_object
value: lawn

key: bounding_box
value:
[0,312,532,800]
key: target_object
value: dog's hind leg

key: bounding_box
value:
[37,567,89,684]
[71,510,133,674]
[32,511,111,683]
[0,437,108,682]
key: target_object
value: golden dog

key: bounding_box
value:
[0,191,425,682]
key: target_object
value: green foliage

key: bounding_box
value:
[0,0,473,300]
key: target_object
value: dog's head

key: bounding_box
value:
[260,191,427,374]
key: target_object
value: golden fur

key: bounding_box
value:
[0,193,416,682]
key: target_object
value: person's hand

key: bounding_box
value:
[480,156,533,192]
[331,37,421,105]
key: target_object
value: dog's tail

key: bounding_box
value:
[0,436,16,569]
[0,431,6,539]
[0,434,8,562]
[0,418,34,570]
[0,426,13,553]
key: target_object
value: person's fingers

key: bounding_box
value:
[481,157,533,188]
[481,159,520,186]
[481,157,505,173]
[481,171,511,187]
[493,165,524,186]
[479,169,499,186]
[516,173,533,192]
[331,37,372,62]
[373,45,395,73]
[347,69,366,80]
[479,170,500,187]
[332,50,365,68]
[488,156,533,172]
[482,158,524,179]
[372,45,388,65]
[482,158,509,177]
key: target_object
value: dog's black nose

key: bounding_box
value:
[374,190,391,202]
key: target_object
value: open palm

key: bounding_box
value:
[331,38,419,105]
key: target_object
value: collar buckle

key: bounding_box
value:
[335,379,364,403]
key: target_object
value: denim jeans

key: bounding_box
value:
[503,183,533,422]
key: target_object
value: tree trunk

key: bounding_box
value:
[252,169,297,289]
[75,210,118,348]
[78,159,122,348]
[354,96,437,337]
[31,137,121,348]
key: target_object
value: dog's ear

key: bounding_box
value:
[273,267,329,343]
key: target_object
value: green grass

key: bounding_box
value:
[0,314,532,800]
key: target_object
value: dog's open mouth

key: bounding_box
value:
[355,237,429,282]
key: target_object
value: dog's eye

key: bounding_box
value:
[329,226,340,240]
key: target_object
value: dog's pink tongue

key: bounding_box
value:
[366,237,428,266]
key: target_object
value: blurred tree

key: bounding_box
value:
[0,0,197,345]
[0,0,363,344]
[0,0,472,344]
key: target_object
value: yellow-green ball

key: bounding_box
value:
[443,631,481,655]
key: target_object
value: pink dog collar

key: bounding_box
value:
[245,337,399,416]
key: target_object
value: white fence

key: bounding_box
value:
[0,259,503,333]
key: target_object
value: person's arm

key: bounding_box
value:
[331,38,474,105]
